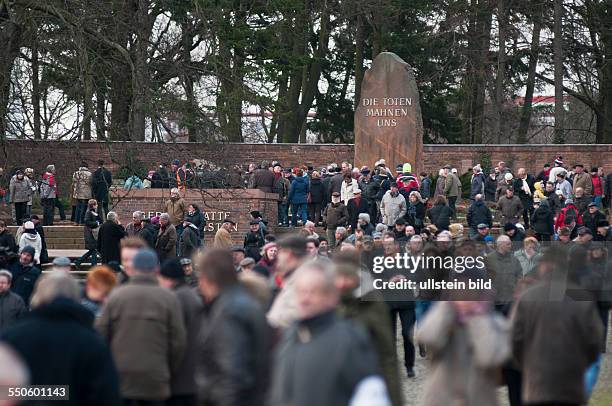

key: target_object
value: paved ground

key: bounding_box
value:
[398,314,612,405]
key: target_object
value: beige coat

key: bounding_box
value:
[417,301,510,406]
[213,227,233,249]
[72,167,92,200]
[572,172,593,196]
[164,198,187,226]
[96,274,186,401]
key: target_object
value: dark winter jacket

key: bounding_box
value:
[179,225,199,259]
[269,310,381,406]
[470,173,486,200]
[373,174,391,201]
[323,202,349,229]
[156,224,177,263]
[92,167,112,202]
[186,209,206,240]
[582,210,606,236]
[532,201,555,236]
[2,298,122,406]
[9,261,41,306]
[172,283,203,396]
[512,279,602,405]
[0,229,17,254]
[97,220,126,264]
[288,176,310,205]
[428,203,452,231]
[420,177,432,199]
[139,223,158,249]
[274,177,291,203]
[544,190,563,214]
[328,173,344,197]
[197,285,271,406]
[406,201,426,230]
[249,168,276,193]
[347,197,369,231]
[467,200,493,229]
[484,176,497,202]
[513,175,536,208]
[309,178,325,204]
[0,290,26,332]
[83,209,101,251]
[244,231,265,261]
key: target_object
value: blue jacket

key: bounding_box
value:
[288,176,310,205]
[470,173,485,200]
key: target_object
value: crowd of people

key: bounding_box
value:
[0,154,610,406]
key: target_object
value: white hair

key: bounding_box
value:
[335,226,348,236]
[358,213,370,223]
[30,273,80,309]
[107,211,118,222]
[304,221,315,228]
[160,213,170,221]
[132,211,143,220]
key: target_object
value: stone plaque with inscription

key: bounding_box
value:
[354,52,423,173]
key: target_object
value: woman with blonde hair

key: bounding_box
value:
[514,236,541,276]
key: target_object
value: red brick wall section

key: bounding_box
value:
[110,188,278,244]
[1,140,610,194]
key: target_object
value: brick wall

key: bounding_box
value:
[111,188,278,243]
[1,140,610,194]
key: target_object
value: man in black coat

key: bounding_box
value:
[9,246,41,306]
[269,261,386,405]
[97,211,126,264]
[1,277,121,406]
[466,194,493,238]
[159,259,203,405]
[582,203,606,237]
[196,249,271,406]
[0,270,26,332]
[328,167,344,198]
[0,220,17,254]
[91,159,113,220]
[346,189,369,232]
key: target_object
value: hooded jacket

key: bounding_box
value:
[19,232,42,264]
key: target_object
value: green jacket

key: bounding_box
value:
[444,173,461,197]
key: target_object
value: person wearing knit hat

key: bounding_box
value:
[548,156,567,183]
[11,245,40,305]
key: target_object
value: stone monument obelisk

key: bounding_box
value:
[354,52,424,173]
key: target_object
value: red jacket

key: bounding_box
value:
[592,175,603,197]
[554,203,582,231]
